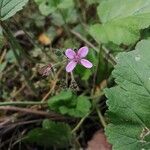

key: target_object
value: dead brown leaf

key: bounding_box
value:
[87,129,112,150]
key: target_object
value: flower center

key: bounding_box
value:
[74,55,81,62]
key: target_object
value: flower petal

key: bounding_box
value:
[77,46,88,58]
[66,60,77,72]
[65,49,76,59]
[80,59,93,68]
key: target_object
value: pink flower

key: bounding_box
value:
[65,46,93,72]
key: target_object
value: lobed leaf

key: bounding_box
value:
[105,40,150,150]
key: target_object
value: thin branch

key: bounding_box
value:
[0,101,46,106]
[1,119,43,129]
[0,106,65,119]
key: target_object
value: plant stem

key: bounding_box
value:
[71,112,90,133]
[91,44,102,96]
[95,105,107,128]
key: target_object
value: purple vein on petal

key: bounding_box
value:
[65,48,76,59]
[77,46,88,58]
[66,60,77,72]
[80,59,93,68]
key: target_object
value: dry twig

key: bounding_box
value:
[0,106,65,120]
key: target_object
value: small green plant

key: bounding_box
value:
[48,90,91,118]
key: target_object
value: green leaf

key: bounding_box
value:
[34,0,74,16]
[26,120,72,148]
[48,90,72,105]
[76,95,91,116]
[0,0,29,20]
[58,0,74,9]
[48,90,74,113]
[86,0,100,5]
[63,95,91,117]
[89,0,150,45]
[48,91,91,118]
[38,1,56,15]
[105,40,150,150]
[51,8,77,26]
